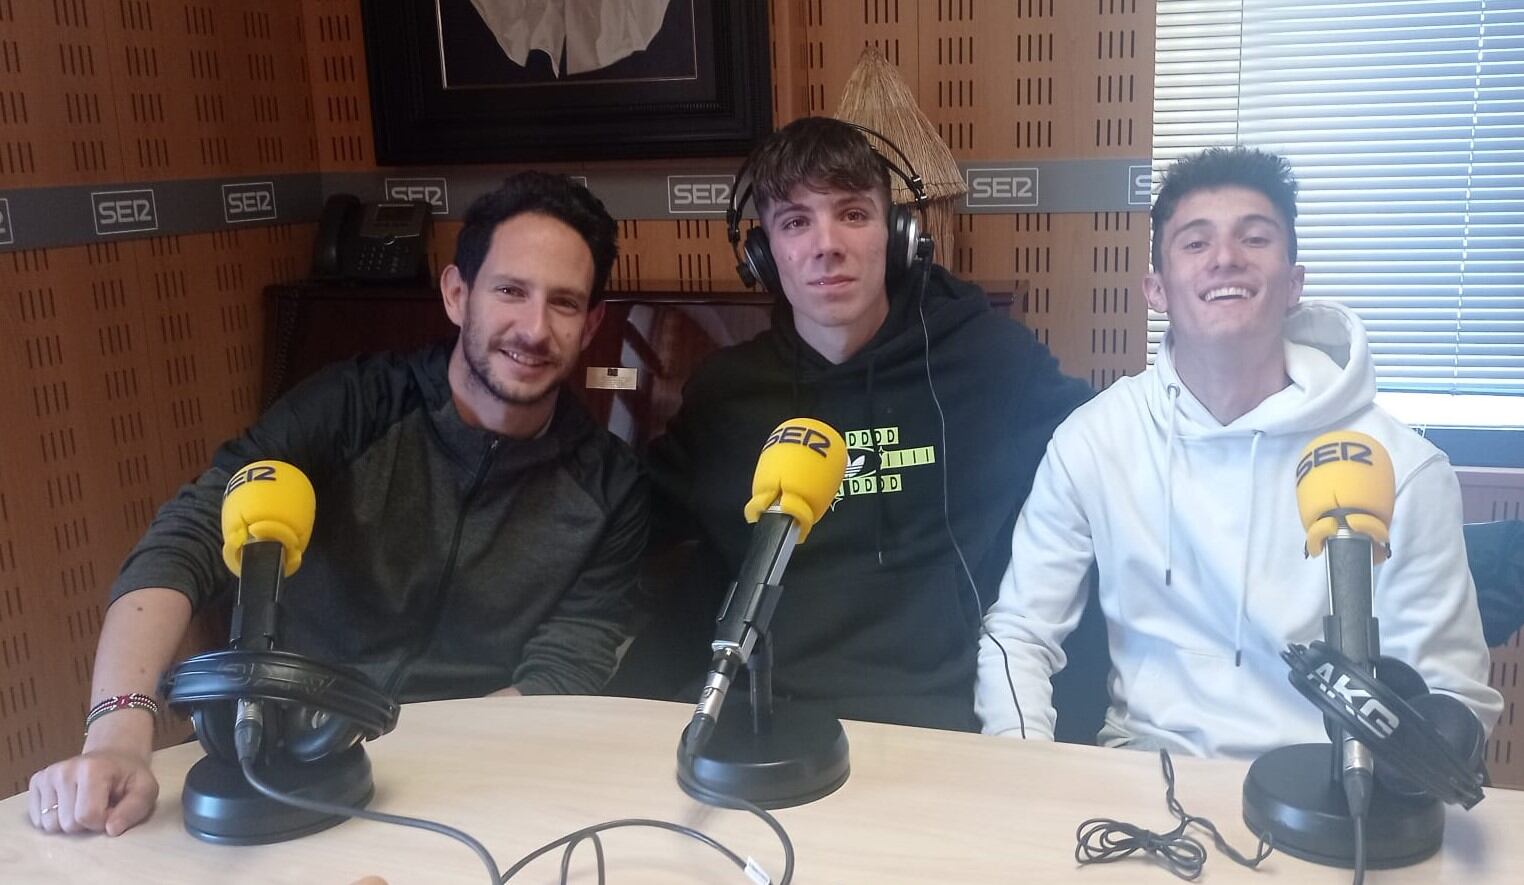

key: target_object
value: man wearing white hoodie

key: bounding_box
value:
[975,146,1501,757]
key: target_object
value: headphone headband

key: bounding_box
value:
[726,120,932,292]
[1282,641,1484,808]
[164,648,400,741]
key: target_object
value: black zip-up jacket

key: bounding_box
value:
[110,341,648,702]
[642,265,1092,731]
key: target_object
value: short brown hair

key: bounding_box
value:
[746,117,890,218]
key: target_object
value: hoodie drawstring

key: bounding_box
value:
[1233,429,1265,667]
[1163,384,1180,587]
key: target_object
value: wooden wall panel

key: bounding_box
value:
[785,0,1153,381]
[0,1,316,188]
[0,223,310,795]
[0,0,125,186]
[302,0,371,169]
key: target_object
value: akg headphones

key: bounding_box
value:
[1282,641,1486,808]
[162,648,400,765]
[726,121,935,294]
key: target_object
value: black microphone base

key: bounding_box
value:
[181,745,375,845]
[1243,743,1443,868]
[678,701,849,809]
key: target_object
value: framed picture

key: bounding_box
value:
[361,0,772,164]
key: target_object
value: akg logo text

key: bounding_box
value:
[222,181,278,223]
[1312,662,1400,738]
[964,168,1039,208]
[384,178,449,214]
[667,175,733,215]
[0,197,12,246]
[92,189,158,236]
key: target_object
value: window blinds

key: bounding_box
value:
[1151,0,1524,398]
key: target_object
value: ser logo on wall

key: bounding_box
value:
[964,168,1040,208]
[222,181,278,223]
[0,197,12,246]
[91,189,158,236]
[384,177,449,214]
[1129,165,1153,206]
[667,175,733,215]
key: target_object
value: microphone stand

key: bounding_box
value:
[678,619,850,809]
[1242,531,1443,869]
[177,540,377,845]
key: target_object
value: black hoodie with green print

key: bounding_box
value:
[643,265,1092,731]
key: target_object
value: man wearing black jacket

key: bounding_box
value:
[27,172,648,836]
[633,117,1091,732]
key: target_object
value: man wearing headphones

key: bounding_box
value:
[976,147,1500,757]
[628,116,1091,732]
[27,172,648,835]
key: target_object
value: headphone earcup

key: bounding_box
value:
[885,204,917,283]
[742,226,781,294]
[191,701,240,764]
[1375,692,1486,799]
[1373,655,1429,700]
[281,704,364,763]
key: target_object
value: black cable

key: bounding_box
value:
[1075,749,1273,881]
[1351,814,1366,885]
[500,795,794,885]
[238,759,502,885]
[914,257,1026,739]
[558,833,606,884]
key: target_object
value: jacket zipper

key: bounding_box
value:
[383,437,500,697]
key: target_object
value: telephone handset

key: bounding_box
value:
[311,194,432,282]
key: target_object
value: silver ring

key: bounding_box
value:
[42,803,59,815]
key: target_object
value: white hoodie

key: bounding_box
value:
[975,301,1502,757]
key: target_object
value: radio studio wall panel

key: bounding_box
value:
[0,0,323,793]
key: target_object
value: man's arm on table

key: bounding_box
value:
[27,587,192,835]
[976,441,1098,739]
[25,364,362,834]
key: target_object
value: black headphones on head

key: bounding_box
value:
[726,121,935,294]
[162,648,400,765]
[1282,641,1486,808]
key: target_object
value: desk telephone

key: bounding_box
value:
[312,194,432,282]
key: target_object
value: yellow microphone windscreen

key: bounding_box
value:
[744,419,847,542]
[221,460,316,577]
[1294,430,1395,561]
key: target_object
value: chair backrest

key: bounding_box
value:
[1465,519,1524,648]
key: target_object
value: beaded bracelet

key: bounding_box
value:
[84,693,161,734]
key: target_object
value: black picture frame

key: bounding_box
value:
[361,0,772,164]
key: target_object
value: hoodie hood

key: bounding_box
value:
[767,264,992,382]
[1151,299,1377,438]
[1148,299,1379,665]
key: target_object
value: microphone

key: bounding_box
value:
[1294,430,1395,820]
[682,419,847,757]
[219,460,316,761]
